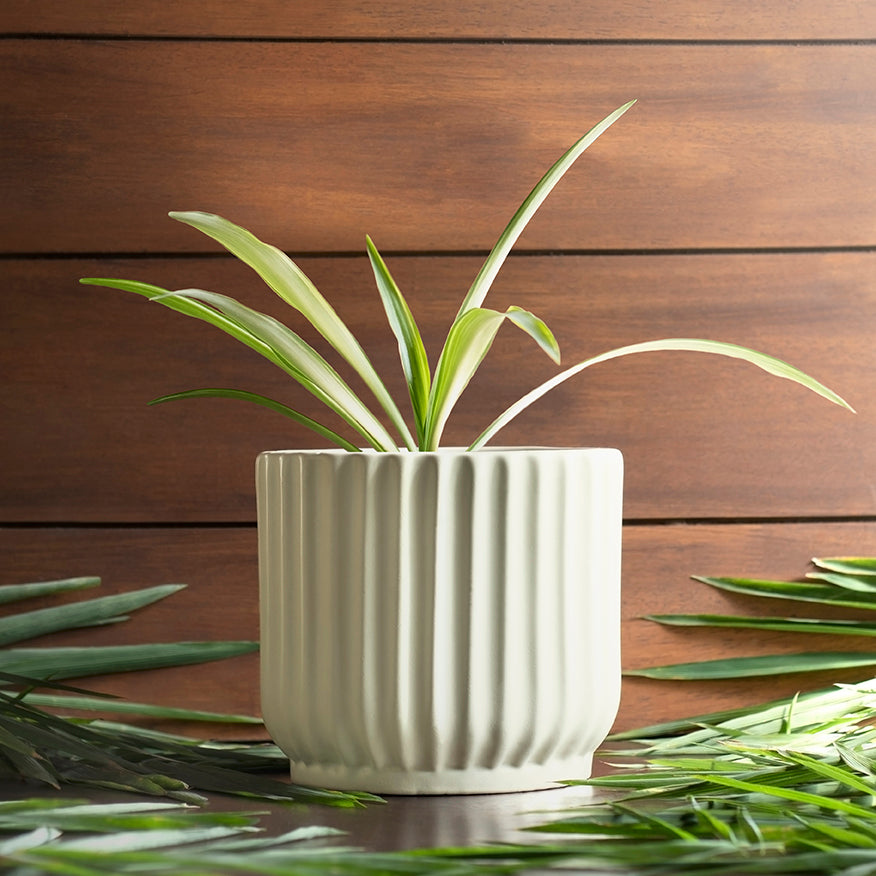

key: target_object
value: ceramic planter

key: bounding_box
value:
[256,446,623,795]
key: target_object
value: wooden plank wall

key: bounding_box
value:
[2,3,875,734]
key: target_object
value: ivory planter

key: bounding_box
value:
[256,447,623,795]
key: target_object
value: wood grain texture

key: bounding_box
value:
[2,521,874,735]
[2,41,873,253]
[3,0,873,745]
[2,1,874,40]
[3,252,868,523]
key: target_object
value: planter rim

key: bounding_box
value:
[258,446,620,457]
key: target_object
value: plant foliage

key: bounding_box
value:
[0,576,369,808]
[81,101,852,451]
[631,557,876,680]
[9,566,876,871]
[6,680,876,873]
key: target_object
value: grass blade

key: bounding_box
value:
[0,692,366,806]
[0,578,100,607]
[470,337,854,449]
[644,614,876,637]
[607,697,804,741]
[805,571,876,592]
[456,99,636,316]
[366,235,430,446]
[149,388,360,451]
[0,802,259,833]
[697,575,876,610]
[689,772,876,820]
[626,652,876,680]
[615,682,876,747]
[20,694,262,724]
[0,642,258,680]
[0,584,185,648]
[782,751,876,798]
[168,210,415,450]
[814,558,876,577]
[0,826,59,857]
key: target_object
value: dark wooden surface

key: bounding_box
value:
[2,43,873,254]
[2,4,874,747]
[2,1,874,39]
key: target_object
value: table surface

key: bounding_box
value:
[0,758,619,854]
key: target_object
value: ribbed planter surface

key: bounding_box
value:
[257,447,623,794]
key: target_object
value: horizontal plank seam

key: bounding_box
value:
[2,516,875,529]
[3,246,874,262]
[625,516,876,527]
[1,34,874,46]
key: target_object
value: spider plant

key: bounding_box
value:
[629,557,876,680]
[81,100,853,451]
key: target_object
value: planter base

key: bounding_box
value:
[290,754,594,796]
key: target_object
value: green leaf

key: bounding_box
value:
[470,337,855,449]
[626,652,876,680]
[0,584,185,648]
[0,577,100,607]
[505,305,561,364]
[644,613,876,637]
[0,744,58,787]
[0,826,59,857]
[424,306,559,450]
[0,674,118,697]
[168,210,415,450]
[159,285,397,451]
[805,571,876,592]
[782,751,876,798]
[456,99,637,316]
[794,816,876,850]
[0,694,366,806]
[613,682,876,747]
[43,825,248,852]
[0,642,258,680]
[423,308,505,451]
[20,694,262,724]
[688,772,876,820]
[697,575,876,610]
[366,235,431,446]
[813,557,876,577]
[82,276,271,352]
[83,278,393,450]
[149,388,360,452]
[0,801,259,833]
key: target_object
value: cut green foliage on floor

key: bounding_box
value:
[630,556,876,680]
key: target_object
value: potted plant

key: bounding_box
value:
[82,100,852,794]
